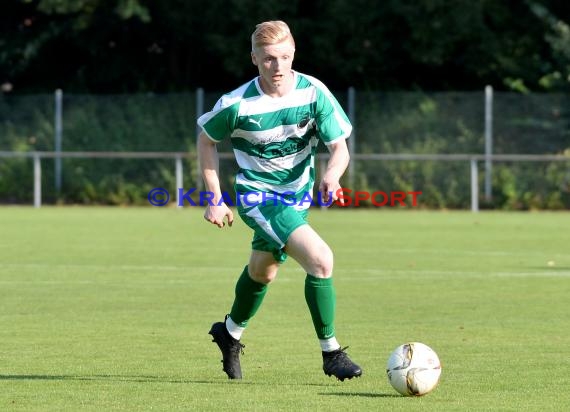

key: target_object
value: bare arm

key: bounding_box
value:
[319,139,350,205]
[198,131,233,227]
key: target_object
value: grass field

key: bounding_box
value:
[1,207,569,411]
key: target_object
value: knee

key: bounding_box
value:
[248,264,278,284]
[312,245,334,278]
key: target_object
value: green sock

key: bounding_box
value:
[304,275,336,339]
[229,265,268,327]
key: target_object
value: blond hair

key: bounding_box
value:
[251,20,295,51]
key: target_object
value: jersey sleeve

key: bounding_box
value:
[314,84,353,145]
[197,95,240,142]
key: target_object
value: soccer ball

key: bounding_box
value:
[386,342,442,396]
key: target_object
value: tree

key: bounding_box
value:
[2,0,570,93]
[529,0,570,91]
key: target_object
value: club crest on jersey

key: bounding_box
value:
[297,115,311,128]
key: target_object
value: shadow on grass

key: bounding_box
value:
[320,392,401,398]
[528,266,570,272]
[0,375,214,384]
[0,375,330,387]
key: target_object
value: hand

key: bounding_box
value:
[319,178,343,207]
[204,203,234,228]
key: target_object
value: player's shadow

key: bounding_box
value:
[0,374,330,387]
[0,375,68,381]
[0,376,401,395]
[320,392,401,398]
[0,375,214,384]
[529,266,570,271]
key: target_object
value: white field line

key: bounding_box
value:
[0,264,568,284]
[0,263,233,272]
[354,248,569,258]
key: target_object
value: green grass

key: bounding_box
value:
[1,207,569,411]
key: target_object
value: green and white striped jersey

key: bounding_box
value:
[197,71,352,210]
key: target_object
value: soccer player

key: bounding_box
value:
[197,20,362,381]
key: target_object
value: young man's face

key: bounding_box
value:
[251,39,295,95]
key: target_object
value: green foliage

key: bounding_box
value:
[346,90,569,210]
[35,0,150,24]
[1,90,569,209]
[2,0,570,92]
[530,1,570,91]
[489,157,570,210]
[0,93,198,205]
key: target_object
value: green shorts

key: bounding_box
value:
[238,202,309,263]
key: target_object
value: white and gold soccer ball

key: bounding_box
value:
[386,342,442,396]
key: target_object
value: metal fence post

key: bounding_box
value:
[175,155,183,207]
[484,85,493,201]
[34,153,42,208]
[54,89,63,193]
[470,158,479,213]
[196,87,205,191]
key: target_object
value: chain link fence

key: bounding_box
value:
[1,89,569,208]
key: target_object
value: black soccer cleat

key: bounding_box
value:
[322,347,362,381]
[208,318,245,379]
